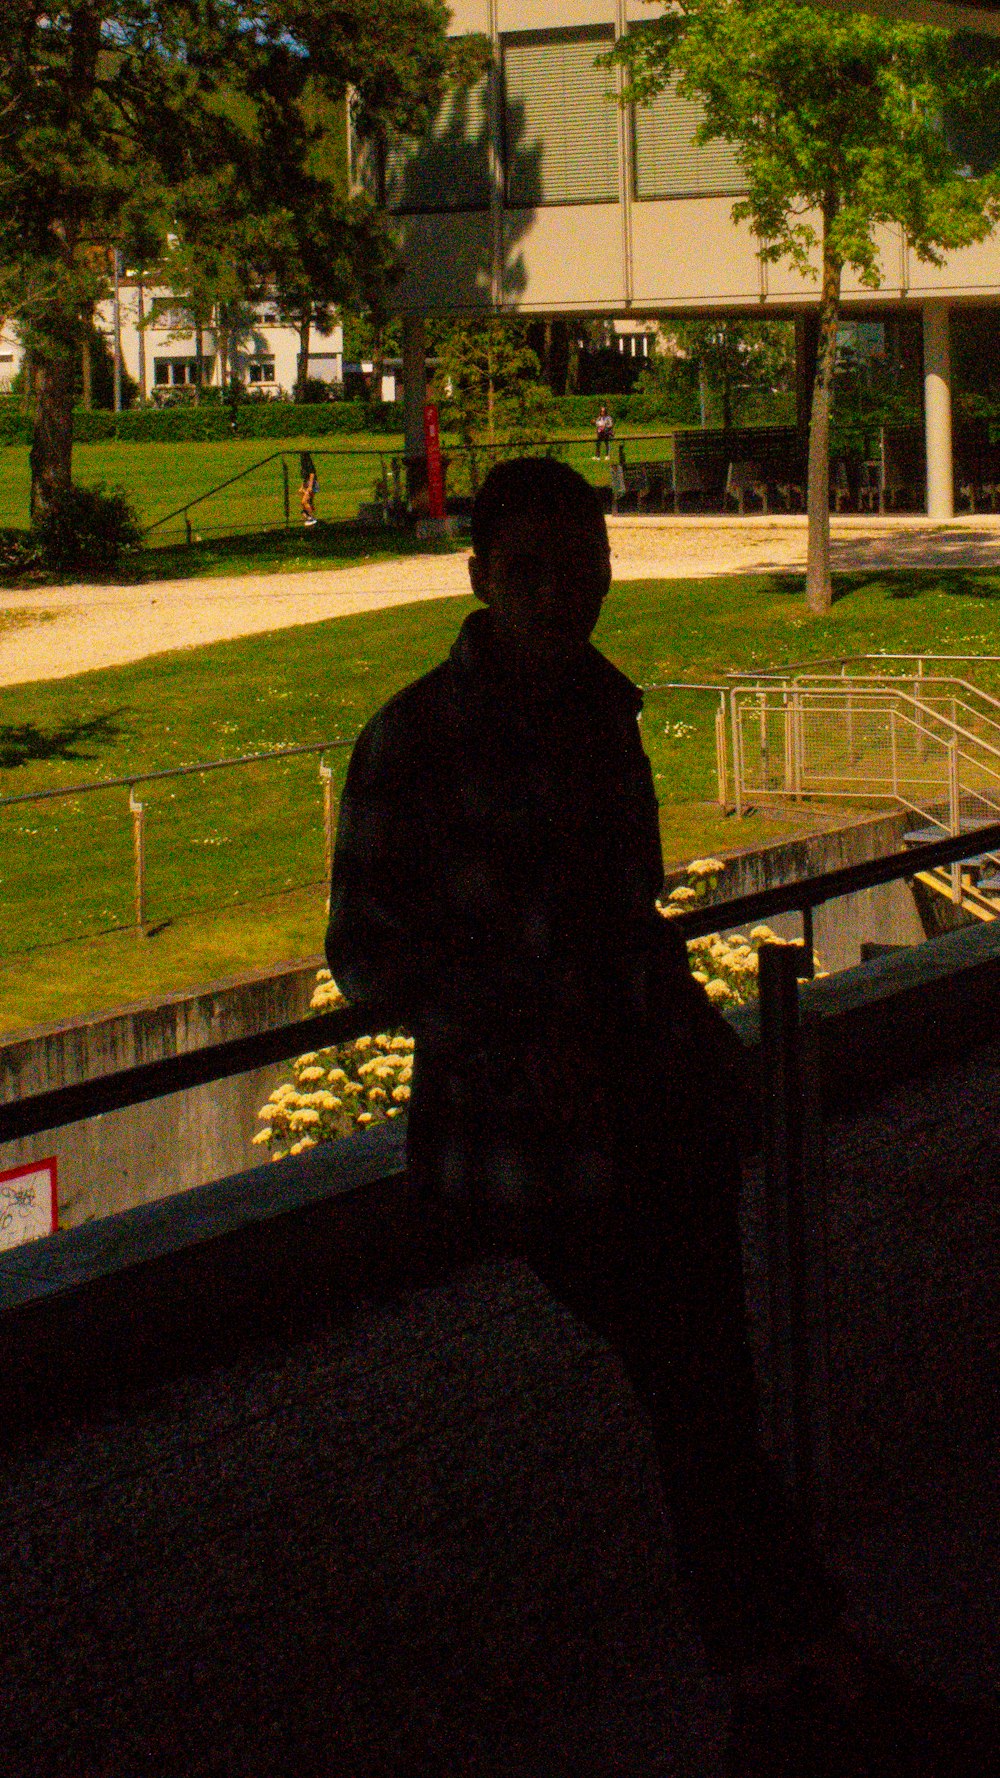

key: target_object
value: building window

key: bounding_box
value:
[502,27,619,208]
[385,64,491,213]
[247,359,275,384]
[153,359,210,386]
[632,75,746,200]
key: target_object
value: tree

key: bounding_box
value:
[0,0,452,518]
[429,317,560,495]
[613,3,1000,612]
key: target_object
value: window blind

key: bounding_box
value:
[633,76,746,200]
[385,76,491,214]
[503,28,619,207]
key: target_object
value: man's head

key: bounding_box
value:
[468,457,611,668]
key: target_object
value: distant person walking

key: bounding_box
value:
[299,453,318,526]
[594,403,614,459]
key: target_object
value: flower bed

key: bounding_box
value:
[254,858,824,1156]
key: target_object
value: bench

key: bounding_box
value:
[672,427,807,513]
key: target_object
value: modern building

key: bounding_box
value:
[383,0,1000,518]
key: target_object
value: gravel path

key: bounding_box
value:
[3,513,1000,688]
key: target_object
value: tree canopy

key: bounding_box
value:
[612,2,1000,610]
[0,0,453,512]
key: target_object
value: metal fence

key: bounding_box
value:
[140,435,678,548]
[0,740,354,954]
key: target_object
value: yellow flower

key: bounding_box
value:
[316,968,332,983]
[327,1067,348,1085]
[289,1107,321,1130]
[374,1033,392,1050]
[387,1106,402,1118]
[392,1084,411,1103]
[354,1035,372,1052]
[271,1150,286,1162]
[390,1035,413,1051]
[692,969,709,984]
[296,1065,324,1083]
[668,884,697,904]
[368,1087,388,1104]
[705,978,732,1002]
[297,1052,318,1067]
[252,1127,273,1144]
[356,1111,374,1126]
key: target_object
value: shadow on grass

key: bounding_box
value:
[760,568,1000,605]
[0,711,126,770]
[0,520,468,590]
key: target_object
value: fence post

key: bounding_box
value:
[281,458,290,527]
[948,737,961,903]
[890,704,899,801]
[757,942,831,1538]
[792,687,803,798]
[730,688,744,817]
[129,788,145,934]
[320,760,333,906]
[715,703,728,808]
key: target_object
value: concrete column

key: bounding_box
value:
[402,313,427,461]
[924,300,954,521]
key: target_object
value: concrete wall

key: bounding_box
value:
[665,810,929,974]
[0,958,324,1230]
[0,811,953,1231]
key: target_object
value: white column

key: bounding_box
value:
[924,301,954,521]
[402,313,427,461]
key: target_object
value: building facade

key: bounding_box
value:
[0,288,344,400]
[387,0,1000,517]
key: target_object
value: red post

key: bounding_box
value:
[423,403,445,520]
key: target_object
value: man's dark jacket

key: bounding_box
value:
[326,606,740,1225]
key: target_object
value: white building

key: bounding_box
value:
[0,287,344,399]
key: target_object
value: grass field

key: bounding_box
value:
[5,564,1000,1032]
[0,427,674,559]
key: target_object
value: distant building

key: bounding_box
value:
[0,286,344,400]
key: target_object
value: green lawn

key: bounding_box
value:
[0,427,675,563]
[5,563,1000,1031]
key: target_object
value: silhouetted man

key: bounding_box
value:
[327,457,854,1702]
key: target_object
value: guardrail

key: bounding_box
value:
[5,819,1000,1147]
[140,434,681,546]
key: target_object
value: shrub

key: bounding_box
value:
[31,483,143,574]
[254,971,413,1159]
[0,528,43,576]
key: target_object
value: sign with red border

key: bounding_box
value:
[0,1158,58,1252]
[423,403,446,520]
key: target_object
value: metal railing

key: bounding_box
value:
[5,819,999,1147]
[0,739,352,943]
[726,663,1000,905]
[139,434,680,547]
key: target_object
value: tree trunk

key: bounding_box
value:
[805,225,842,616]
[194,323,203,405]
[296,313,311,400]
[30,346,75,521]
[81,337,92,411]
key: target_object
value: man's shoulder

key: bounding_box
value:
[351,660,457,770]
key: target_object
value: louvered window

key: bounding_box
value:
[503,27,619,207]
[385,73,491,213]
[633,76,746,199]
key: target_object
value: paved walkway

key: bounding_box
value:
[3,513,1000,687]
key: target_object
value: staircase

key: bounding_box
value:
[726,658,1000,922]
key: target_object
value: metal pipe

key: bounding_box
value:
[129,788,145,932]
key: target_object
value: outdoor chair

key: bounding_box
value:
[725,459,769,515]
[672,431,729,511]
[612,448,674,514]
[878,424,926,513]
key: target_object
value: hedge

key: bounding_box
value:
[0,390,692,449]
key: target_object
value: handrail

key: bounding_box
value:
[6,821,1000,1147]
[140,432,683,539]
[0,737,353,811]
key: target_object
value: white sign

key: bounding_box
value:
[0,1159,58,1251]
